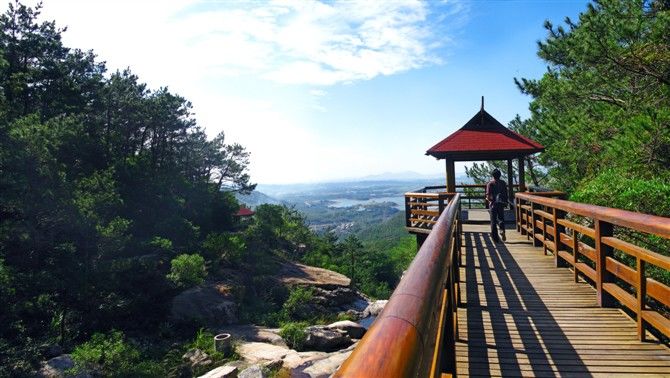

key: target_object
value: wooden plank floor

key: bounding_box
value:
[456,224,670,377]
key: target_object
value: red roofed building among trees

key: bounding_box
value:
[235,206,255,217]
[426,97,544,201]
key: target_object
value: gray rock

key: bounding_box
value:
[171,283,238,327]
[238,365,265,378]
[223,325,286,347]
[290,343,357,378]
[362,300,387,318]
[197,365,238,378]
[303,326,353,352]
[38,355,74,378]
[236,342,292,364]
[183,348,212,367]
[324,320,366,339]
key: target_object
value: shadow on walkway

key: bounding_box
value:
[463,230,589,377]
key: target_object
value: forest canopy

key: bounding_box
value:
[0,1,256,372]
[515,0,670,215]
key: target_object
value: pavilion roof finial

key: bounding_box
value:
[480,96,485,125]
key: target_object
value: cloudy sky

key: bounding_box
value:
[17,0,586,184]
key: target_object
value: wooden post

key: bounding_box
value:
[506,159,514,207]
[541,209,548,255]
[518,157,526,192]
[572,229,579,282]
[405,195,411,227]
[531,202,541,247]
[516,197,521,233]
[553,208,568,267]
[595,220,615,307]
[637,257,647,341]
[445,159,456,193]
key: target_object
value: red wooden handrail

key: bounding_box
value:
[515,192,670,341]
[336,194,461,377]
[515,192,670,239]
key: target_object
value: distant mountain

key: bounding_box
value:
[235,190,282,208]
[357,171,442,181]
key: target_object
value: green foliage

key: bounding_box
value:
[279,322,308,351]
[203,232,245,265]
[71,330,163,377]
[167,254,207,288]
[516,0,670,195]
[282,287,315,321]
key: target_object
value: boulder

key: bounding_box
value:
[324,320,366,339]
[183,348,212,368]
[303,326,353,352]
[291,343,357,378]
[223,325,286,347]
[171,282,238,327]
[236,342,292,364]
[38,355,74,378]
[238,365,265,378]
[362,300,387,318]
[277,263,350,289]
[198,365,238,378]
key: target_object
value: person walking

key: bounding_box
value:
[486,169,508,243]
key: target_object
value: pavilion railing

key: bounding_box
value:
[516,192,670,341]
[335,194,462,377]
[404,191,455,232]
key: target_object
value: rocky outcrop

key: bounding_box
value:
[236,342,296,365]
[183,348,213,368]
[222,325,286,347]
[362,299,387,318]
[277,263,351,288]
[324,320,366,339]
[238,365,265,378]
[38,355,75,378]
[291,343,357,378]
[197,365,238,378]
[171,282,238,327]
[303,326,354,352]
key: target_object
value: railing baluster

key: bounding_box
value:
[553,207,568,267]
[531,201,541,247]
[595,220,615,307]
[637,257,647,341]
[405,195,411,228]
[572,228,580,283]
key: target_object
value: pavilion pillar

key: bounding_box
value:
[445,159,456,193]
[518,157,526,192]
[506,159,514,204]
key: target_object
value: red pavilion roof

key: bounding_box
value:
[235,206,255,217]
[426,108,544,161]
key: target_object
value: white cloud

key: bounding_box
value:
[8,0,468,183]
[34,0,458,87]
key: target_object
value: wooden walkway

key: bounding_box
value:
[456,224,670,377]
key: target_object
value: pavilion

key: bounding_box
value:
[426,97,544,202]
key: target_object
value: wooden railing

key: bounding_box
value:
[335,194,462,377]
[404,191,455,233]
[516,192,670,341]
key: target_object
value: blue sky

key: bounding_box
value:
[25,0,587,184]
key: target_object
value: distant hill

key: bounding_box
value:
[358,171,442,181]
[235,190,282,208]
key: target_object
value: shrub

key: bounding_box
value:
[166,253,207,288]
[279,322,308,351]
[281,287,314,321]
[70,330,163,377]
